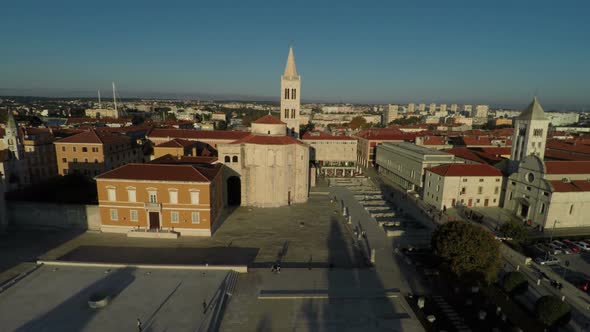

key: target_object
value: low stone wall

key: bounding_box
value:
[7,201,100,231]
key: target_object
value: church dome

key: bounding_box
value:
[251,115,287,136]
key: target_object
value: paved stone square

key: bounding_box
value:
[28,193,362,269]
[0,265,229,332]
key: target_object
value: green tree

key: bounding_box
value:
[431,221,501,284]
[0,110,8,123]
[502,271,528,296]
[499,220,528,243]
[215,120,228,130]
[300,121,315,136]
[534,295,571,327]
[349,116,367,130]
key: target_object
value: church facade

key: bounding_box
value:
[504,98,590,229]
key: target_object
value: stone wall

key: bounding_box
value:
[7,201,100,231]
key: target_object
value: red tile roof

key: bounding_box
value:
[149,154,218,165]
[444,147,503,165]
[459,136,493,146]
[253,115,285,125]
[147,129,249,141]
[96,163,222,182]
[545,161,590,175]
[354,128,416,141]
[301,131,354,140]
[476,147,511,155]
[427,163,502,177]
[55,129,130,144]
[156,138,197,148]
[419,136,446,145]
[550,180,590,192]
[230,134,302,145]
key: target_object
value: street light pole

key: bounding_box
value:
[545,219,559,260]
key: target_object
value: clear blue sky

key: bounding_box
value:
[1,0,589,109]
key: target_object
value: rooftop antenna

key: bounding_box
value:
[112,82,117,111]
[98,89,102,109]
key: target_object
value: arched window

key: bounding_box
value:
[224,156,230,162]
[232,156,238,163]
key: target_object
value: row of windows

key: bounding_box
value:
[284,109,297,119]
[63,169,100,176]
[107,187,200,205]
[109,209,200,223]
[460,186,500,195]
[224,156,239,163]
[308,141,356,145]
[460,178,501,183]
[284,88,297,100]
[61,146,99,153]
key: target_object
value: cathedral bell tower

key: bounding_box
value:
[509,97,549,173]
[280,47,301,138]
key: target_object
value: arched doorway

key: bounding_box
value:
[227,176,241,206]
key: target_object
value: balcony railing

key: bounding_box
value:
[144,202,162,210]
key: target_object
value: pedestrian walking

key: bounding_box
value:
[276,263,281,273]
[203,300,207,313]
[137,318,142,332]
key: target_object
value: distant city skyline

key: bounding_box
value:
[2,1,589,109]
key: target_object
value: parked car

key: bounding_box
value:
[535,256,560,266]
[563,240,581,253]
[547,243,564,255]
[553,241,572,254]
[576,241,590,252]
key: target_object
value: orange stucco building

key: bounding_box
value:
[54,129,145,177]
[96,158,224,236]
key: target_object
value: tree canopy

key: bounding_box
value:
[499,220,528,243]
[535,295,571,327]
[502,271,528,296]
[431,221,501,284]
[349,116,367,130]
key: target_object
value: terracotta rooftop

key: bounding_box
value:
[149,154,218,165]
[545,161,590,175]
[156,138,198,148]
[427,163,502,177]
[253,115,285,125]
[148,129,249,141]
[230,134,302,145]
[444,147,504,165]
[419,136,446,145]
[301,131,354,140]
[354,128,416,141]
[96,163,222,182]
[550,180,590,192]
[55,129,131,145]
[458,136,493,146]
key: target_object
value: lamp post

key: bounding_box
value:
[545,219,559,261]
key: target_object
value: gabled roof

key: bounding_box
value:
[253,115,285,125]
[156,138,198,148]
[147,129,249,141]
[231,134,302,145]
[544,161,590,175]
[427,163,502,177]
[458,136,493,146]
[354,128,416,141]
[444,147,504,165]
[96,163,222,182]
[517,97,547,121]
[550,180,590,192]
[149,154,218,165]
[419,136,446,145]
[283,47,298,77]
[55,129,130,145]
